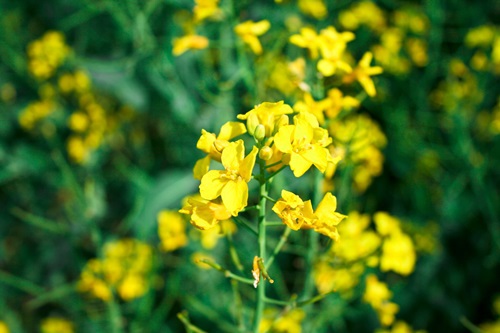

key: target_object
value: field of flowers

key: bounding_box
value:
[0,0,499,332]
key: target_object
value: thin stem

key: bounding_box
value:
[199,259,254,285]
[266,165,287,181]
[265,227,291,270]
[226,229,244,272]
[253,160,268,332]
[177,312,208,333]
[233,216,258,236]
[231,280,246,332]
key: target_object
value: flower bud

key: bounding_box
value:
[254,124,266,141]
[246,113,260,136]
[259,146,273,161]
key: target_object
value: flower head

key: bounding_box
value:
[199,140,258,215]
[274,112,333,177]
[179,195,232,230]
[172,35,209,56]
[272,190,315,230]
[234,20,271,55]
[343,51,383,97]
[237,101,293,138]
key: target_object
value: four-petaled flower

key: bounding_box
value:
[272,190,315,230]
[179,195,232,230]
[343,52,383,97]
[234,20,271,55]
[274,112,334,177]
[199,140,258,215]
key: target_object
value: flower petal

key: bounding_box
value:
[200,170,226,200]
[221,179,248,215]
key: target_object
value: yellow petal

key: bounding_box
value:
[302,145,329,173]
[221,140,245,171]
[193,156,211,180]
[200,170,226,200]
[221,179,248,215]
[289,152,312,177]
[196,129,216,153]
[317,59,336,76]
[218,121,247,141]
[240,146,258,181]
[274,125,295,153]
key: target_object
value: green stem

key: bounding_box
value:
[265,227,291,270]
[253,161,268,332]
[177,312,208,333]
[199,259,254,285]
[233,216,258,236]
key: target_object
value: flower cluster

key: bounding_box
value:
[40,317,74,333]
[78,239,153,301]
[27,31,70,80]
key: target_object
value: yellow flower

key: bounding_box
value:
[118,274,147,301]
[194,121,247,179]
[380,231,416,275]
[363,274,392,308]
[317,26,355,76]
[0,322,9,333]
[323,88,360,119]
[234,20,270,55]
[158,210,188,251]
[293,92,330,124]
[290,27,321,59]
[172,35,209,56]
[374,212,401,236]
[259,308,306,333]
[308,192,347,241]
[298,0,327,19]
[237,101,293,138]
[193,0,222,22]
[179,195,232,230]
[40,317,74,333]
[343,52,383,97]
[272,190,315,230]
[199,140,258,215]
[274,112,333,177]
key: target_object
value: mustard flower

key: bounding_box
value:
[259,308,306,333]
[234,20,270,55]
[199,140,258,215]
[194,121,247,179]
[380,231,416,275]
[309,192,347,241]
[193,0,222,22]
[343,52,383,97]
[323,88,360,119]
[272,190,315,230]
[158,210,188,251]
[289,27,321,59]
[0,322,8,333]
[317,26,355,76]
[172,35,209,56]
[237,101,293,138]
[293,92,330,124]
[40,317,74,333]
[274,112,333,177]
[298,0,327,20]
[179,195,232,230]
[363,274,392,308]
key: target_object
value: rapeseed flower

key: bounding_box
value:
[158,210,188,251]
[272,190,314,230]
[193,0,222,22]
[237,101,293,138]
[179,195,232,230]
[317,26,355,76]
[234,20,270,55]
[343,51,383,97]
[194,121,247,179]
[172,34,209,56]
[274,112,333,177]
[40,317,73,333]
[199,140,258,215]
[0,322,9,333]
[289,27,322,59]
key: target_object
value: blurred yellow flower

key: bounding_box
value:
[194,0,222,22]
[317,26,355,76]
[40,317,73,333]
[0,322,9,333]
[309,192,347,241]
[199,140,258,215]
[343,52,383,97]
[158,210,188,251]
[259,308,306,333]
[234,20,270,55]
[172,34,209,56]
[27,31,70,79]
[290,27,321,59]
[298,0,327,19]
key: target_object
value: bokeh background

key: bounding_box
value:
[0,0,499,332]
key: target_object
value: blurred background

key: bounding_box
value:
[0,0,499,332]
